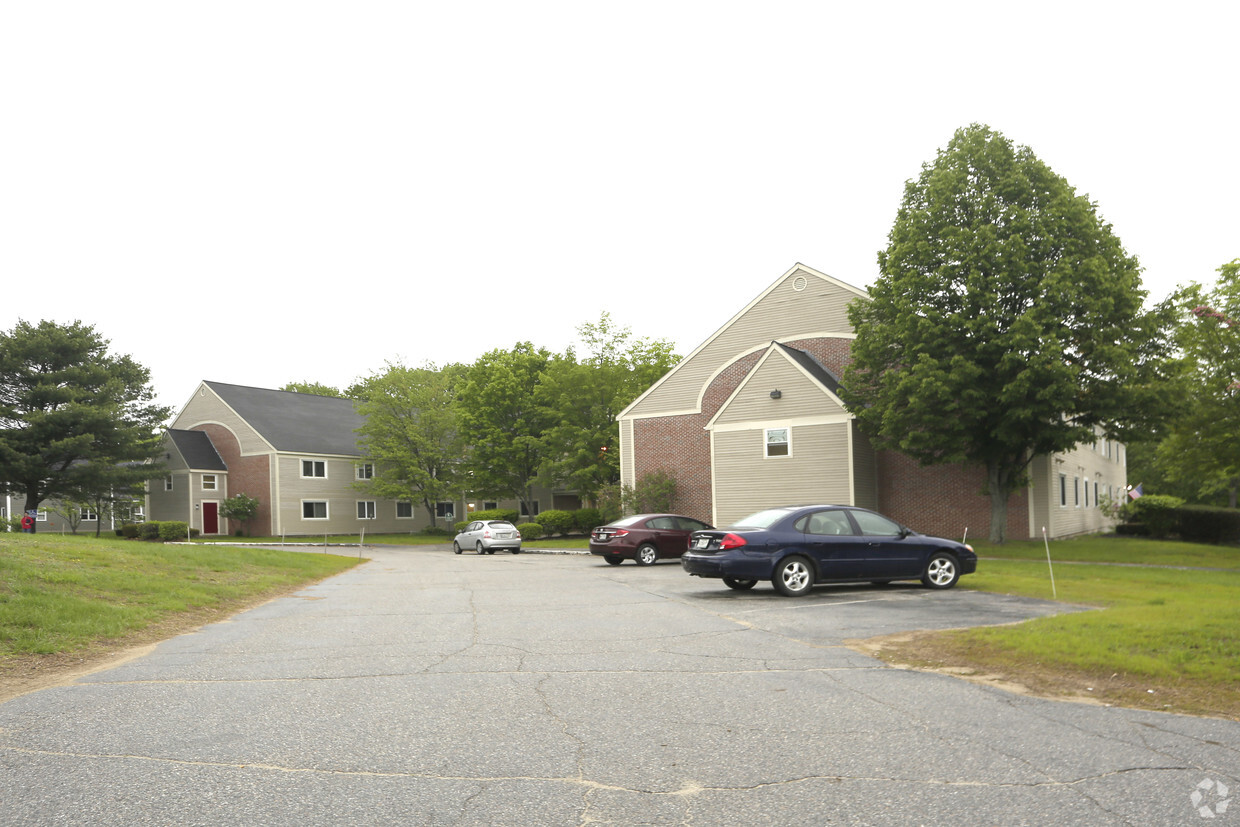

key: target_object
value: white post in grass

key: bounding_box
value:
[1042,526,1057,599]
[360,527,365,548]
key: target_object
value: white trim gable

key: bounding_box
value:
[705,343,851,431]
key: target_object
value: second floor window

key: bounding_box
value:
[202,474,217,490]
[356,463,374,480]
[302,460,326,478]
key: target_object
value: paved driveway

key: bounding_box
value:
[1,547,1236,825]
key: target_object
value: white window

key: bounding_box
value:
[765,427,790,458]
[1074,476,1081,507]
[302,501,328,519]
[202,474,217,491]
[356,501,376,520]
[520,501,540,517]
[436,502,456,521]
[1058,474,1067,507]
[79,507,98,521]
[301,460,326,479]
[1094,481,1100,507]
[36,509,48,522]
[396,501,413,519]
[356,463,375,480]
[165,476,174,491]
[483,501,498,511]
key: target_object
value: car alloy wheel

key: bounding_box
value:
[773,556,813,597]
[453,542,462,555]
[921,553,959,589]
[476,541,486,555]
[634,544,659,566]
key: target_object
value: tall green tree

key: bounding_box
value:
[353,362,465,528]
[842,124,1168,542]
[0,320,170,529]
[456,343,555,516]
[1152,258,1240,507]
[537,313,678,500]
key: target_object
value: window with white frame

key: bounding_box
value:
[165,476,174,491]
[436,502,456,521]
[356,463,374,480]
[520,501,540,517]
[483,501,498,511]
[1084,478,1089,507]
[356,501,376,520]
[79,507,98,521]
[302,501,328,519]
[36,509,48,522]
[765,427,790,457]
[396,501,413,519]
[1094,481,1100,507]
[1058,474,1067,507]
[1074,476,1081,507]
[301,460,326,478]
[202,474,217,491]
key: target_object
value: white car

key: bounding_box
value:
[453,520,523,554]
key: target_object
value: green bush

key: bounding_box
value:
[573,507,603,533]
[1121,495,1185,538]
[138,522,163,541]
[420,526,453,537]
[158,521,191,541]
[536,509,575,536]
[119,523,141,539]
[454,520,469,533]
[1176,505,1240,544]
[516,522,543,540]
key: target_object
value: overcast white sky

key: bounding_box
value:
[3,2,1237,415]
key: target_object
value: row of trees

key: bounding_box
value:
[289,314,679,528]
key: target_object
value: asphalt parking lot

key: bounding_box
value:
[1,546,1236,825]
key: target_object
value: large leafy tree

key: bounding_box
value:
[1152,259,1240,507]
[843,124,1167,542]
[537,313,678,500]
[456,343,555,516]
[0,320,170,529]
[353,362,465,528]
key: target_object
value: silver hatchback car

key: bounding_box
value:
[453,520,523,555]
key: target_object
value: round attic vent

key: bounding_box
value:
[792,275,808,292]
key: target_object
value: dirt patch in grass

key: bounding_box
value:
[848,630,1240,722]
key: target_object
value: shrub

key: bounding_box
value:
[536,509,575,536]
[454,520,470,534]
[516,522,543,540]
[420,525,453,537]
[158,521,191,542]
[1121,495,1185,538]
[138,522,163,540]
[119,523,141,539]
[574,507,603,533]
[1176,505,1240,544]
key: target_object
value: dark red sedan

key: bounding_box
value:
[589,513,714,566]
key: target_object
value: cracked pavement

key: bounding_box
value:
[1,547,1236,825]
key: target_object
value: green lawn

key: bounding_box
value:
[0,534,360,658]
[885,534,1240,719]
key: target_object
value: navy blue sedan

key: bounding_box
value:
[681,505,976,596]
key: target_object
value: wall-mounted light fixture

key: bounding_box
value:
[770,390,782,400]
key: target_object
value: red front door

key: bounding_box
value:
[203,502,219,534]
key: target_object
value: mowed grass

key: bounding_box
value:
[0,534,361,659]
[875,534,1240,720]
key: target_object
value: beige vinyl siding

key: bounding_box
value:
[172,384,272,455]
[710,351,846,427]
[1045,433,1127,538]
[626,268,861,418]
[620,418,635,488]
[851,423,878,510]
[1027,454,1052,540]
[712,422,852,526]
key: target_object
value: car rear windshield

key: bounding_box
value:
[610,515,647,527]
[728,508,794,529]
[487,521,515,529]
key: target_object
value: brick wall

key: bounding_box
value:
[876,449,1028,541]
[195,424,273,534]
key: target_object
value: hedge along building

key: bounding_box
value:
[149,381,574,536]
[617,264,1127,540]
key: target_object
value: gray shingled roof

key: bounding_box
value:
[167,429,228,471]
[204,381,364,456]
[774,342,843,398]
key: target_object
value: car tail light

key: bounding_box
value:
[719,533,747,550]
